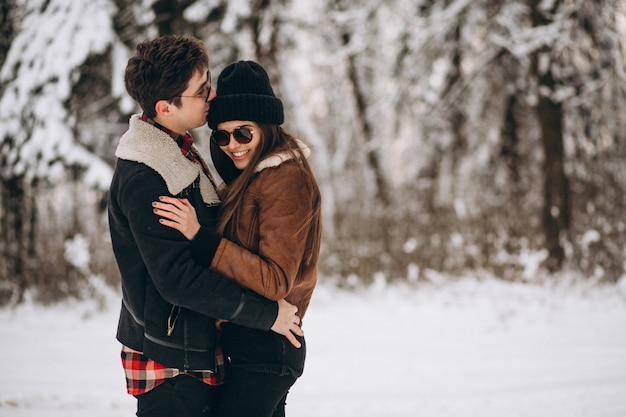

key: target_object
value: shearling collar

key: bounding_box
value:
[254,139,311,173]
[115,114,220,206]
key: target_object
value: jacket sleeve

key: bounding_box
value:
[190,226,220,267]
[114,165,277,330]
[208,163,315,300]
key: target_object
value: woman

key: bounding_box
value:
[153,60,322,417]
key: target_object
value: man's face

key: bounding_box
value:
[165,69,214,134]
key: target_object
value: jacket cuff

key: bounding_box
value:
[228,291,278,331]
[190,226,221,267]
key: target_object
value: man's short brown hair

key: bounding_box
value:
[125,35,209,118]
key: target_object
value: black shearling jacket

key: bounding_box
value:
[108,115,277,371]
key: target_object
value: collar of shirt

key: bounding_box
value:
[140,113,197,163]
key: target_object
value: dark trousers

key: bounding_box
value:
[135,374,222,417]
[214,366,298,417]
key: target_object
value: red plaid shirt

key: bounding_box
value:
[121,346,225,395]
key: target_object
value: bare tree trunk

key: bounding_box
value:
[112,0,148,49]
[537,93,570,270]
[331,0,389,208]
[152,0,195,35]
[342,45,390,207]
[0,176,36,304]
[530,0,570,271]
[0,0,24,304]
[444,24,467,206]
[500,95,521,185]
[0,0,15,66]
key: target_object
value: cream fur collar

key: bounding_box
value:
[254,139,311,173]
[115,114,220,206]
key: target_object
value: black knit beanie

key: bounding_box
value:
[207,60,284,129]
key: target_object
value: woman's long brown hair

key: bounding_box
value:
[217,124,322,266]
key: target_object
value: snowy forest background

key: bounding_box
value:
[1,0,625,305]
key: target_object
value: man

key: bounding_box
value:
[108,35,302,417]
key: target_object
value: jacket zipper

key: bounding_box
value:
[183,316,190,370]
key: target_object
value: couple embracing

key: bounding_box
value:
[108,34,321,417]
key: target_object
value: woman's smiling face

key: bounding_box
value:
[215,120,261,170]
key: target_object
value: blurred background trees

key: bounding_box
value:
[1,0,625,305]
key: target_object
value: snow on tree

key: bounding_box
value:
[0,0,121,303]
[0,0,114,187]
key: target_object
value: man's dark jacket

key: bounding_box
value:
[108,115,277,371]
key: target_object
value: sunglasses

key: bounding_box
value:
[211,126,255,146]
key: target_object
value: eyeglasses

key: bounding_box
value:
[211,126,255,146]
[175,71,212,102]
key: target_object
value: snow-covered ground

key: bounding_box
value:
[1,276,626,417]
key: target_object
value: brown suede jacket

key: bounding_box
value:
[192,144,319,321]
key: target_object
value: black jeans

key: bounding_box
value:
[214,365,298,417]
[135,374,222,417]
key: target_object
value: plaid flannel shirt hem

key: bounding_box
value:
[121,345,225,396]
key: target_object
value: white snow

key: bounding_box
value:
[1,277,625,417]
